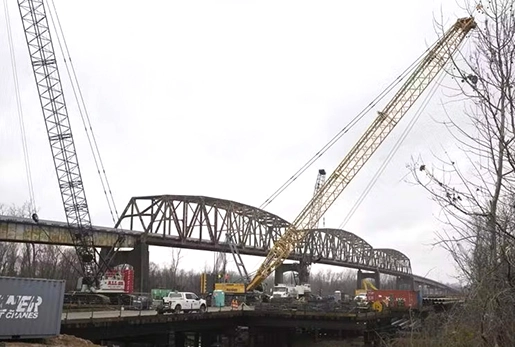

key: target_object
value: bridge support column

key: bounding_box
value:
[274,262,309,285]
[101,240,149,293]
[357,270,380,289]
[396,275,414,290]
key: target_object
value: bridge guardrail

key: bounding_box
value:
[62,292,154,321]
[61,292,253,321]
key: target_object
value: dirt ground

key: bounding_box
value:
[1,335,100,347]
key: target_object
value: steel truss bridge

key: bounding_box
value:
[115,195,444,288]
[0,194,451,290]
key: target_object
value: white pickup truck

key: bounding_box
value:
[157,291,207,314]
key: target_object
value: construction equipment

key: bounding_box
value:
[246,17,477,292]
[209,233,264,304]
[17,0,127,304]
[355,279,378,296]
[309,169,327,230]
[218,171,328,299]
[289,169,327,286]
[214,282,246,294]
[270,283,312,301]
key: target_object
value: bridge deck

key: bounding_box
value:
[0,215,139,247]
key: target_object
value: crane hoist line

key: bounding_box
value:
[246,17,477,292]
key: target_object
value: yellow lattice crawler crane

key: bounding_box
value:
[246,17,477,293]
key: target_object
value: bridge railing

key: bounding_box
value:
[62,292,154,321]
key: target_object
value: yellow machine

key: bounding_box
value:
[214,282,246,294]
[246,17,477,293]
[355,279,378,296]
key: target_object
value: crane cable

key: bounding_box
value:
[259,40,439,211]
[44,0,121,227]
[3,0,37,214]
[338,68,447,229]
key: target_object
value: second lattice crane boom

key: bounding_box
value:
[246,17,476,292]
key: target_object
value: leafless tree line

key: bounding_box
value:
[0,240,380,296]
[396,0,515,345]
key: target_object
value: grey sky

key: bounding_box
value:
[0,0,473,284]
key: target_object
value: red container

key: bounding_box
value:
[123,269,134,293]
[366,290,419,309]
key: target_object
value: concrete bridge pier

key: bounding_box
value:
[396,275,415,290]
[274,262,310,285]
[356,269,380,289]
[100,240,150,293]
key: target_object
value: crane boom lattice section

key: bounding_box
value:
[309,169,327,230]
[300,169,327,263]
[17,0,97,283]
[246,17,476,291]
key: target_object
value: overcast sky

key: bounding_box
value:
[0,0,475,285]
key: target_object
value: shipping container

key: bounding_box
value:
[0,276,65,340]
[366,289,420,310]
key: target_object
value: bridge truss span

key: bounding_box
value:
[294,228,375,267]
[116,195,290,249]
[117,195,414,277]
[373,248,412,275]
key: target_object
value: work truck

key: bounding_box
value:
[156,291,207,314]
[270,283,312,301]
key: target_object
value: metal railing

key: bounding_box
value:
[62,292,154,322]
[61,292,257,322]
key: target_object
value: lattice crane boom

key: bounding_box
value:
[294,169,328,285]
[299,169,327,261]
[246,17,476,292]
[16,0,118,289]
[310,169,327,230]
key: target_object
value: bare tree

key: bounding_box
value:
[0,202,36,276]
[0,202,82,289]
[167,248,183,288]
[213,250,227,276]
[0,242,18,276]
[409,1,515,344]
